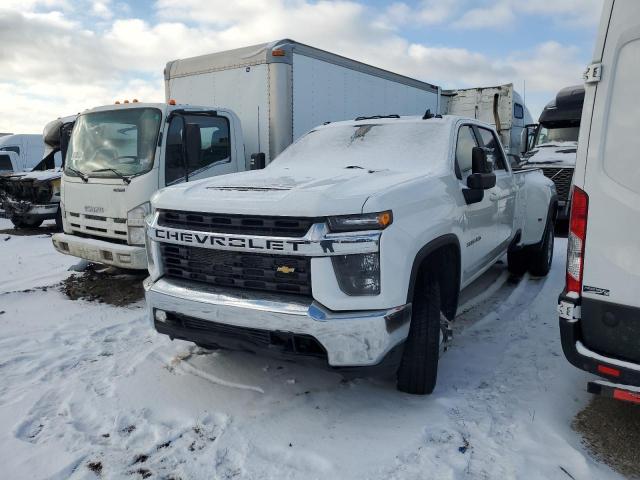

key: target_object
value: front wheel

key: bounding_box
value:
[397,270,441,395]
[10,216,43,229]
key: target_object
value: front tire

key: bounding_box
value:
[397,270,441,395]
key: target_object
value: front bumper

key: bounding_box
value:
[52,232,147,269]
[145,276,411,368]
[2,199,59,220]
[559,293,640,386]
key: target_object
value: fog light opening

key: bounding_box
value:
[155,309,167,322]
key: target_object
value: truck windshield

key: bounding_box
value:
[271,122,448,172]
[534,126,579,146]
[66,108,162,179]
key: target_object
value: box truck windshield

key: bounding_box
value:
[66,108,161,179]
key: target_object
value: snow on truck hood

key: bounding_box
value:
[153,166,421,217]
[153,118,450,216]
[524,141,577,166]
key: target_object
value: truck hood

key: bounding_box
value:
[524,142,577,166]
[153,166,418,216]
[2,168,62,182]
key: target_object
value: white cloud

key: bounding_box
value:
[0,0,597,131]
[454,1,515,29]
[91,0,112,19]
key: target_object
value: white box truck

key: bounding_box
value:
[558,0,640,405]
[52,39,441,269]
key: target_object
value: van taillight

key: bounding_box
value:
[566,186,589,295]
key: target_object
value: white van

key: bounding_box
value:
[0,134,44,172]
[558,0,640,404]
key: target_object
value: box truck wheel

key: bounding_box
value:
[397,269,440,395]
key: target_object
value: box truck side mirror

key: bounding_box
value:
[185,123,202,173]
[250,152,266,170]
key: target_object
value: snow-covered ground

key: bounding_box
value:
[0,218,623,479]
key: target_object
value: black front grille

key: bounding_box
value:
[158,210,318,237]
[161,244,311,295]
[541,167,574,202]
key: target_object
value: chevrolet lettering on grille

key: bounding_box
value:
[153,227,307,253]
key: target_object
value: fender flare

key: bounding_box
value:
[407,233,461,321]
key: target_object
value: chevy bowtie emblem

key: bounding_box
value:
[277,265,296,274]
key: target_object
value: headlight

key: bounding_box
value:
[327,211,392,232]
[331,253,380,295]
[51,178,61,195]
[127,202,150,246]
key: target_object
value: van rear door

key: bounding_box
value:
[578,0,640,362]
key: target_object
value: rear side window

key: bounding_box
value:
[477,127,507,171]
[455,126,478,177]
[0,153,12,170]
[514,103,524,119]
[602,38,640,193]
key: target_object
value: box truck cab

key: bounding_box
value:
[52,102,245,268]
[558,0,640,405]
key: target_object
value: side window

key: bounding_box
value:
[455,126,478,177]
[477,127,507,171]
[0,146,20,155]
[165,117,185,185]
[514,103,524,120]
[0,153,13,170]
[164,114,231,186]
[188,116,230,174]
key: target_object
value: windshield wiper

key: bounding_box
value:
[66,167,88,182]
[91,168,132,185]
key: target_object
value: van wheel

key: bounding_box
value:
[507,248,528,275]
[397,269,440,395]
[528,219,554,276]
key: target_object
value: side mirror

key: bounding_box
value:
[472,146,491,174]
[467,172,496,190]
[185,123,202,169]
[520,128,528,154]
[250,152,266,170]
[467,146,496,190]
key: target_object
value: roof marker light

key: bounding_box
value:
[168,99,176,105]
[272,49,286,57]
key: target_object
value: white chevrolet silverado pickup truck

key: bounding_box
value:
[144,114,557,394]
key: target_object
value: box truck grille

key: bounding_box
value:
[158,210,317,238]
[541,167,574,202]
[160,244,312,296]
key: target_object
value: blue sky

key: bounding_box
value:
[0,0,603,132]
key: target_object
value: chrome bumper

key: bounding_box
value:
[52,232,147,269]
[144,277,411,367]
